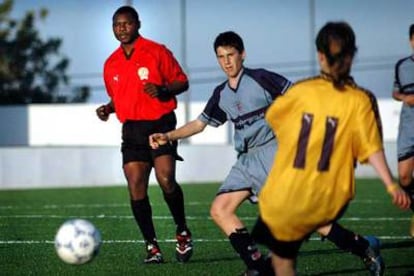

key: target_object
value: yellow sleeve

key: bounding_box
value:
[265,88,296,131]
[353,94,383,163]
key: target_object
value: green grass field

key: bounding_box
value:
[0,179,413,276]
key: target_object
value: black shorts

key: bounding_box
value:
[121,112,183,165]
[251,216,303,259]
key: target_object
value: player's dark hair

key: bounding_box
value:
[214,31,245,54]
[113,6,139,23]
[409,24,414,39]
[316,21,357,89]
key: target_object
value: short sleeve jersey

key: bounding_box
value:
[103,36,188,122]
[393,55,414,94]
[259,75,383,241]
[393,55,414,160]
[198,68,291,153]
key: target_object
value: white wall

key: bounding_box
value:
[0,102,231,146]
[0,142,398,189]
[0,145,237,189]
[0,100,402,189]
[0,100,402,146]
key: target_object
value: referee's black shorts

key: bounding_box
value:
[121,112,183,165]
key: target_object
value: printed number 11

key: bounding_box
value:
[293,113,338,171]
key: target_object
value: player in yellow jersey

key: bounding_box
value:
[252,22,411,276]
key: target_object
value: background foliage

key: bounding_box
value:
[0,0,89,105]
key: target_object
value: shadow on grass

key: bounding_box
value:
[305,267,413,276]
[381,240,414,250]
[304,268,367,276]
[188,255,240,264]
[381,240,414,276]
[298,240,414,276]
[300,239,414,256]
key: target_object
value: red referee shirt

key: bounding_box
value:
[103,36,188,122]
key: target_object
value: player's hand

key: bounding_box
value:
[387,184,412,210]
[149,133,169,149]
[96,104,111,121]
[143,83,169,98]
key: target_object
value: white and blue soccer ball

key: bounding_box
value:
[54,219,102,265]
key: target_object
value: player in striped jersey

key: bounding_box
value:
[252,22,411,276]
[150,31,291,275]
[392,23,414,237]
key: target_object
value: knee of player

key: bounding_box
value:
[209,203,220,220]
[156,174,174,186]
[125,174,147,188]
[399,173,413,186]
[209,201,229,221]
[158,180,178,195]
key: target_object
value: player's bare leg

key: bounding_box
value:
[210,191,249,236]
[398,157,414,189]
[271,253,295,276]
[397,156,414,237]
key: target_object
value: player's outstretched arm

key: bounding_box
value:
[368,150,412,210]
[149,119,207,149]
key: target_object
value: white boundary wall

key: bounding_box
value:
[0,145,236,189]
[0,100,401,189]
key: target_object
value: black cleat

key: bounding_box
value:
[175,230,193,263]
[144,242,164,264]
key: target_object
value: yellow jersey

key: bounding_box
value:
[259,75,383,241]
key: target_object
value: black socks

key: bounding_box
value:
[326,223,369,258]
[163,185,187,233]
[229,228,264,270]
[130,197,157,243]
[131,184,188,244]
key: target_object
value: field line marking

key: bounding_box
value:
[0,199,386,210]
[0,215,411,222]
[0,201,208,210]
[1,235,412,245]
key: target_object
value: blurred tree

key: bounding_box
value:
[0,0,89,104]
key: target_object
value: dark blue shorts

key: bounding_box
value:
[397,104,414,162]
[121,112,183,165]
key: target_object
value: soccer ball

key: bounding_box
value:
[54,219,102,265]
